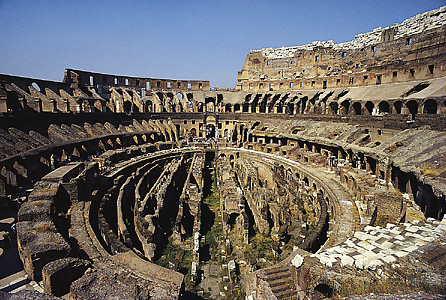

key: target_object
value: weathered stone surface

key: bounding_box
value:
[18,200,53,222]
[8,127,43,148]
[28,130,52,145]
[42,257,92,296]
[104,122,119,134]
[70,271,150,300]
[0,290,63,300]
[47,124,72,143]
[17,221,71,281]
[0,6,444,300]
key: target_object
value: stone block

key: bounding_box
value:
[42,257,92,296]
[18,200,53,222]
[0,290,63,299]
[17,221,71,281]
[70,271,150,300]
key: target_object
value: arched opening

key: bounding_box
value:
[225,103,232,112]
[294,101,301,115]
[176,93,183,101]
[378,101,390,114]
[301,97,308,114]
[190,128,197,137]
[186,100,193,112]
[205,97,215,112]
[232,128,238,143]
[423,99,437,114]
[406,100,418,117]
[206,124,215,139]
[175,124,180,138]
[166,93,175,112]
[340,100,349,115]
[352,102,361,115]
[223,129,229,140]
[365,101,374,115]
[234,104,241,112]
[251,102,257,113]
[242,102,249,112]
[144,100,152,112]
[123,101,132,113]
[393,101,402,114]
[329,102,338,115]
[217,94,223,105]
[286,103,294,115]
[313,284,333,299]
[228,213,238,230]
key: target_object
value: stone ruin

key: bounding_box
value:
[0,5,445,300]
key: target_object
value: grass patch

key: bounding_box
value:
[203,170,223,261]
[155,237,184,268]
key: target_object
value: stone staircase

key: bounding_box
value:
[264,265,298,300]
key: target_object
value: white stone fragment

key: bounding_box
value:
[394,251,409,257]
[345,239,355,247]
[381,255,397,263]
[391,229,402,235]
[404,245,419,252]
[394,235,405,241]
[340,255,354,267]
[380,241,394,249]
[292,254,303,268]
[422,236,435,242]
[405,226,419,233]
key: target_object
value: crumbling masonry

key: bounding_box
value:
[1,5,446,300]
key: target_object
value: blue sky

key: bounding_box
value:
[0,0,444,88]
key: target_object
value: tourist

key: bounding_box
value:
[3,231,11,249]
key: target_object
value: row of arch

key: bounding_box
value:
[0,128,174,195]
[244,128,446,220]
[336,99,439,116]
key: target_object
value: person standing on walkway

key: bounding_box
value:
[3,231,11,249]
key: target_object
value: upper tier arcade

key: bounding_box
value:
[236,6,446,91]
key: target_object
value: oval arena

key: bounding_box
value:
[1,6,446,300]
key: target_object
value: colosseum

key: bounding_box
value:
[0,5,445,300]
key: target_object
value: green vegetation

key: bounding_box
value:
[241,232,281,267]
[222,281,245,299]
[155,236,184,268]
[203,170,223,261]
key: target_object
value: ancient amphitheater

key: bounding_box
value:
[0,5,445,300]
